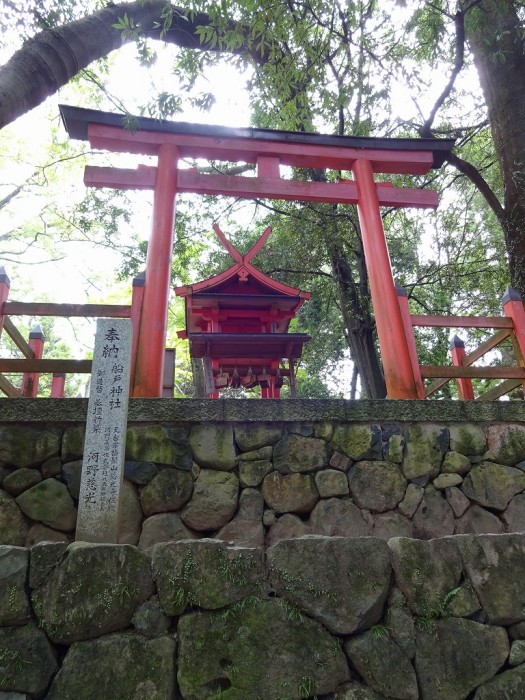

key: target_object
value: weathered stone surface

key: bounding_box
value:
[315,469,349,497]
[0,426,61,468]
[372,512,413,540]
[216,488,264,548]
[502,493,525,532]
[25,523,70,547]
[397,483,424,518]
[331,682,388,700]
[441,450,471,475]
[139,468,193,516]
[445,580,481,618]
[234,423,283,451]
[61,425,85,462]
[177,598,349,700]
[449,424,487,456]
[402,424,448,480]
[31,542,154,643]
[153,539,264,615]
[268,535,391,635]
[0,624,57,696]
[16,479,77,532]
[125,426,179,466]
[41,456,62,479]
[0,547,30,626]
[455,505,503,535]
[330,424,382,461]
[2,468,41,497]
[330,451,353,471]
[385,590,415,659]
[310,422,330,440]
[238,446,273,461]
[445,486,470,518]
[62,460,82,499]
[508,619,525,639]
[458,534,525,624]
[117,478,143,546]
[415,618,508,700]
[309,498,371,537]
[344,629,417,700]
[180,470,239,531]
[474,664,525,699]
[486,424,525,465]
[46,633,175,700]
[0,492,28,546]
[131,596,170,637]
[238,459,272,487]
[348,461,407,513]
[385,433,405,464]
[509,639,525,666]
[462,461,525,510]
[265,513,309,546]
[412,487,454,539]
[273,434,332,474]
[189,424,236,471]
[263,509,277,527]
[29,542,68,589]
[262,471,319,514]
[433,473,462,490]
[389,537,462,617]
[162,425,193,471]
[138,512,198,549]
[123,460,159,485]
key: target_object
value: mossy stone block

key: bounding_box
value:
[330,424,382,461]
[178,598,349,699]
[189,424,236,471]
[152,540,264,615]
[31,542,154,644]
[0,426,61,468]
[46,633,175,700]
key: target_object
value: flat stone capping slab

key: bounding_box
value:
[0,398,524,424]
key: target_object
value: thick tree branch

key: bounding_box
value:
[0,1,265,131]
[445,151,505,223]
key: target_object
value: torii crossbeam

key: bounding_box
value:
[60,105,454,399]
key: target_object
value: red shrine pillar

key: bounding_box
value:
[352,159,420,399]
[133,144,179,397]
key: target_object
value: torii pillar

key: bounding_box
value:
[134,144,178,397]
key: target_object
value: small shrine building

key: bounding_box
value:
[175,224,310,398]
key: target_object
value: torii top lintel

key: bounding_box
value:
[60,105,454,210]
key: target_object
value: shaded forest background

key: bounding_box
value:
[0,0,524,399]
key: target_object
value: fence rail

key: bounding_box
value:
[396,285,525,400]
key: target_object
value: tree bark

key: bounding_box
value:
[463,0,525,298]
[0,1,261,130]
[329,241,387,399]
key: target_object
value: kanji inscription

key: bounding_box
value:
[76,318,132,543]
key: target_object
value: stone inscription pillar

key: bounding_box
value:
[76,318,131,543]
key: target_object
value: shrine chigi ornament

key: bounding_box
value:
[176,224,311,398]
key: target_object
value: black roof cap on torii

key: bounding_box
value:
[59,105,455,169]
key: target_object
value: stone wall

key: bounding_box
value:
[3,535,525,699]
[1,400,525,548]
[2,400,525,699]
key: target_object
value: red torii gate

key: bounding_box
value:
[60,105,454,399]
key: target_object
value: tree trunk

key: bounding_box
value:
[329,242,387,399]
[0,1,262,130]
[464,0,525,298]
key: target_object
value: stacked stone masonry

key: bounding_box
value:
[2,535,525,698]
[2,419,525,548]
[2,403,525,698]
